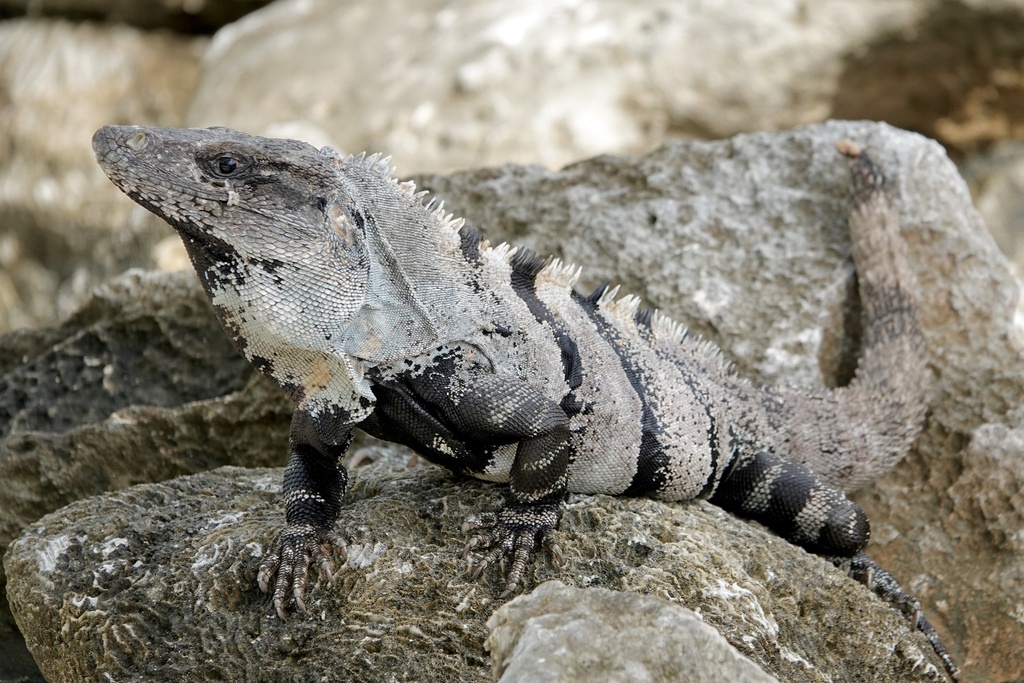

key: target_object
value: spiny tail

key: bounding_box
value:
[783,142,928,492]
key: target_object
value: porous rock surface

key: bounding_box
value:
[487,581,781,683]
[0,269,291,564]
[5,463,945,682]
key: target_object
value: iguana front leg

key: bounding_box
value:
[423,374,572,595]
[257,409,353,619]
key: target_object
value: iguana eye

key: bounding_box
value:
[217,157,238,175]
[204,153,252,178]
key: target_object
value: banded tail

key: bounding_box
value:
[781,141,927,492]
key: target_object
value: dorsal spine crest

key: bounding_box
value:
[650,311,687,345]
[537,258,583,290]
[595,284,621,309]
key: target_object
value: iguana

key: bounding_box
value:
[92,125,958,680]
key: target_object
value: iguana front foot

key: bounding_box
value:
[258,523,346,620]
[461,503,564,598]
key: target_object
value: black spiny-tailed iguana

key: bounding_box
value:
[92,125,958,680]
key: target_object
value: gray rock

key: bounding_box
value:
[0,18,205,335]
[4,463,948,682]
[7,0,1024,338]
[0,267,289,683]
[0,268,291,559]
[187,0,1024,173]
[487,581,780,683]
[960,140,1024,331]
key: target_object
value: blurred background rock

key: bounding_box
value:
[0,0,1022,337]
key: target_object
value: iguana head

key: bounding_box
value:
[92,125,366,290]
[93,125,485,383]
[93,124,372,365]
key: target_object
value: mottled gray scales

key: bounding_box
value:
[533,267,645,494]
[93,127,958,680]
[597,295,720,501]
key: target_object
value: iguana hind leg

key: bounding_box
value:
[461,503,564,598]
[436,374,571,595]
[711,450,959,680]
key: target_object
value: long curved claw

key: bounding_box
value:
[838,552,960,682]
[499,538,534,599]
[470,546,506,581]
[461,503,561,597]
[542,534,565,568]
[272,551,295,620]
[258,523,345,620]
[257,550,281,594]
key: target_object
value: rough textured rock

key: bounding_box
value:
[487,581,780,683]
[948,423,1024,557]
[188,0,1024,174]
[0,269,291,682]
[961,140,1024,328]
[0,0,273,33]
[4,464,950,683]
[2,121,1021,681]
[0,269,291,562]
[0,18,205,334]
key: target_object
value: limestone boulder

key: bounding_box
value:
[487,581,781,683]
[189,0,1024,174]
[4,463,949,682]
[0,269,291,566]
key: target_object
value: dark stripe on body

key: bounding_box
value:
[508,249,585,415]
[574,287,668,497]
[633,314,722,499]
[697,411,720,498]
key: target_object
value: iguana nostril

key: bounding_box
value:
[126,132,148,151]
